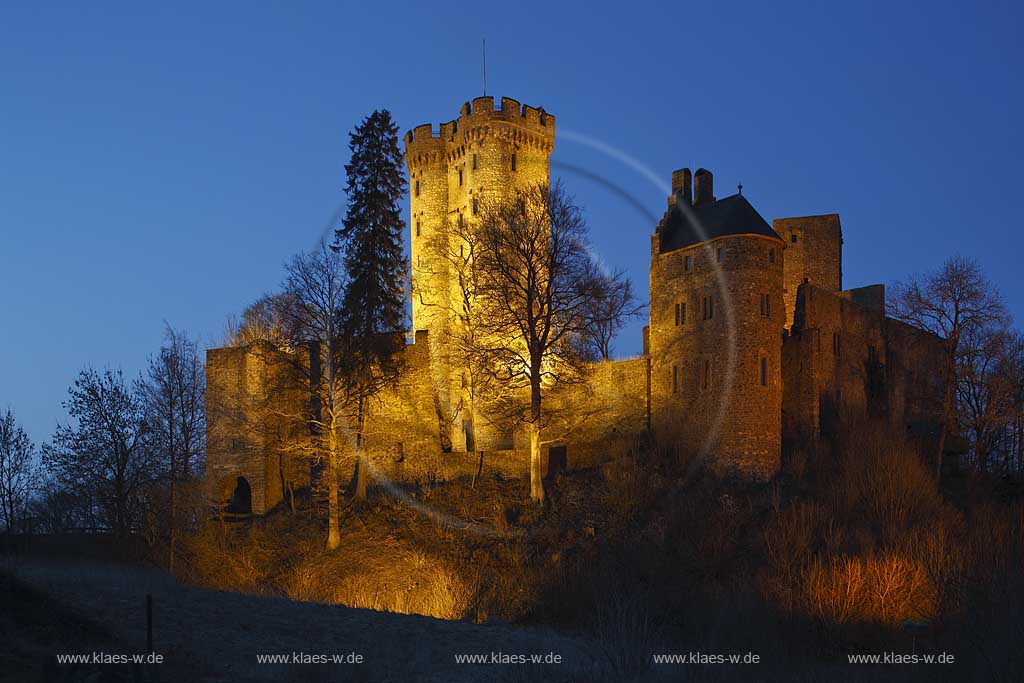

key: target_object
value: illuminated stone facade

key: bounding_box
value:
[205,96,944,513]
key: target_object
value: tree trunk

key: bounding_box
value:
[936,354,956,483]
[326,417,340,550]
[529,379,544,504]
[355,395,367,500]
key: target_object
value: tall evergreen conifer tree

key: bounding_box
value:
[336,110,407,499]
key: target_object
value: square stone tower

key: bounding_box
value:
[403,96,555,451]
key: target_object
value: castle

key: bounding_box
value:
[206,96,943,514]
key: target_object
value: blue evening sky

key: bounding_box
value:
[1,1,1021,445]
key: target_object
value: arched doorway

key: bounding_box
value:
[227,477,252,514]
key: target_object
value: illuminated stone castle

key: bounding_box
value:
[206,96,943,513]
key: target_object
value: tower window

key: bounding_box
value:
[685,255,692,272]
[416,221,421,237]
[769,248,775,264]
[458,169,463,186]
[511,153,517,171]
[415,180,420,197]
[760,357,768,386]
[703,359,711,391]
[760,293,771,318]
[472,198,479,215]
[674,303,680,326]
[702,296,714,320]
[681,302,686,324]
[672,365,679,394]
[791,233,798,243]
[472,154,478,170]
[832,331,841,357]
[716,247,723,263]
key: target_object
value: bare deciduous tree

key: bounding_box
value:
[279,240,348,549]
[581,264,644,362]
[44,368,153,538]
[890,255,1009,480]
[467,181,633,503]
[0,407,38,533]
[139,325,205,572]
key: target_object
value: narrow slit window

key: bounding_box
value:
[416,221,421,237]
[472,198,479,215]
[674,303,680,326]
[703,359,711,390]
[760,357,768,386]
[685,255,692,272]
[415,180,421,197]
[716,247,723,263]
[672,365,679,394]
[681,302,686,324]
[458,169,463,186]
[511,153,517,171]
[769,248,776,264]
[472,154,478,170]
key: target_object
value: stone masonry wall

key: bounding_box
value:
[775,214,842,329]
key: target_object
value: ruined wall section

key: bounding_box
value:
[783,283,943,440]
[774,214,842,329]
[650,231,784,477]
[206,343,312,514]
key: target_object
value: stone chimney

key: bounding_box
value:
[693,168,714,206]
[671,168,692,205]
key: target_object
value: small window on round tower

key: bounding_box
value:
[511,153,517,172]
[472,154,478,170]
[769,249,776,264]
[473,198,479,215]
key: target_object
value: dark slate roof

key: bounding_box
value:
[656,193,782,253]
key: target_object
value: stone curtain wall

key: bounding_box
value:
[775,214,843,329]
[649,232,784,477]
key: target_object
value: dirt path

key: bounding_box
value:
[11,559,608,682]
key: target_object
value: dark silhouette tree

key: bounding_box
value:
[44,368,152,538]
[0,407,38,533]
[335,110,407,500]
[891,255,1008,481]
[139,325,205,572]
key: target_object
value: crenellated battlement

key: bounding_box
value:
[405,96,554,170]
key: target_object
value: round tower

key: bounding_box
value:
[648,170,784,477]
[404,96,556,451]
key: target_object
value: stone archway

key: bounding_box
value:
[227,477,252,515]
